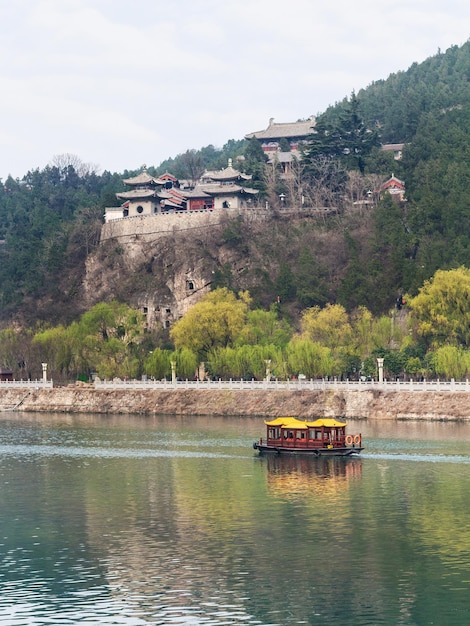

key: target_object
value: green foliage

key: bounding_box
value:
[301,304,352,349]
[279,138,291,152]
[243,138,268,193]
[174,348,199,380]
[428,345,470,379]
[0,161,110,312]
[237,307,292,348]
[403,106,470,285]
[12,271,470,382]
[207,344,281,380]
[274,262,297,302]
[221,215,245,247]
[364,146,404,177]
[409,266,470,347]
[211,263,234,291]
[285,337,336,378]
[144,349,173,379]
[33,301,146,380]
[356,42,470,143]
[293,248,330,308]
[368,194,412,310]
[170,288,250,359]
[303,92,379,174]
[3,42,470,382]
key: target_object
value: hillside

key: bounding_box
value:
[84,209,373,326]
[1,41,470,329]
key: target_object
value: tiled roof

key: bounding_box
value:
[157,172,178,182]
[116,189,156,200]
[202,159,252,183]
[161,199,184,209]
[245,116,315,140]
[199,183,258,196]
[381,143,405,151]
[206,166,251,182]
[180,187,212,199]
[382,174,405,186]
[122,171,163,186]
[267,150,302,164]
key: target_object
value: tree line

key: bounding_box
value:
[0,41,469,333]
[2,268,470,383]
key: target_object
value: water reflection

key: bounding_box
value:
[264,455,362,500]
[1,413,470,625]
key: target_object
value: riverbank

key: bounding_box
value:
[1,386,470,420]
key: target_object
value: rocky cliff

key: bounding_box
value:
[82,208,352,329]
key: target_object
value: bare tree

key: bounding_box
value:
[180,150,205,187]
[50,153,100,177]
[302,155,346,209]
[263,161,281,210]
[283,156,304,210]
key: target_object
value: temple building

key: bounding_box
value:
[379,174,406,202]
[245,116,316,154]
[104,161,258,222]
[245,116,315,177]
[194,159,258,209]
[381,143,405,160]
[104,169,183,222]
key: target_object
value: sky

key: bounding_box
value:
[0,0,468,180]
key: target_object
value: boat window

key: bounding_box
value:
[296,431,305,439]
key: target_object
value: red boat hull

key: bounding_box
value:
[253,441,363,456]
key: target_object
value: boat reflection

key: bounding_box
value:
[264,454,362,499]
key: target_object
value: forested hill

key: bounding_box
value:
[323,40,470,143]
[0,41,470,328]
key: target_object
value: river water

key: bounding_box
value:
[0,413,469,625]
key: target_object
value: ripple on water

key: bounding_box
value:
[1,417,469,626]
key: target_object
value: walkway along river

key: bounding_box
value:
[1,379,470,420]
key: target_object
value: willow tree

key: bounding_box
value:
[300,303,352,349]
[170,288,251,360]
[285,337,336,378]
[34,301,146,380]
[409,267,470,347]
[429,345,470,379]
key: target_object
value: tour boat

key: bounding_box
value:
[253,417,363,456]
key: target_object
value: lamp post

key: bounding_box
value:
[264,359,272,382]
[41,363,48,383]
[377,358,384,383]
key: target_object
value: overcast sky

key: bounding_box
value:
[0,0,468,180]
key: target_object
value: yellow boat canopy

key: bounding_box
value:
[265,417,347,429]
[306,418,347,428]
[264,417,308,429]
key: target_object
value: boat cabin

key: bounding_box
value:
[254,417,363,455]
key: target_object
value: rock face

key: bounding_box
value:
[82,208,349,330]
[83,210,259,328]
[1,388,469,420]
[84,215,214,327]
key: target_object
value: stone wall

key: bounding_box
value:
[100,207,328,243]
[1,387,469,420]
[100,209,245,243]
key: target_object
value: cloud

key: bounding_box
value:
[0,0,468,178]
